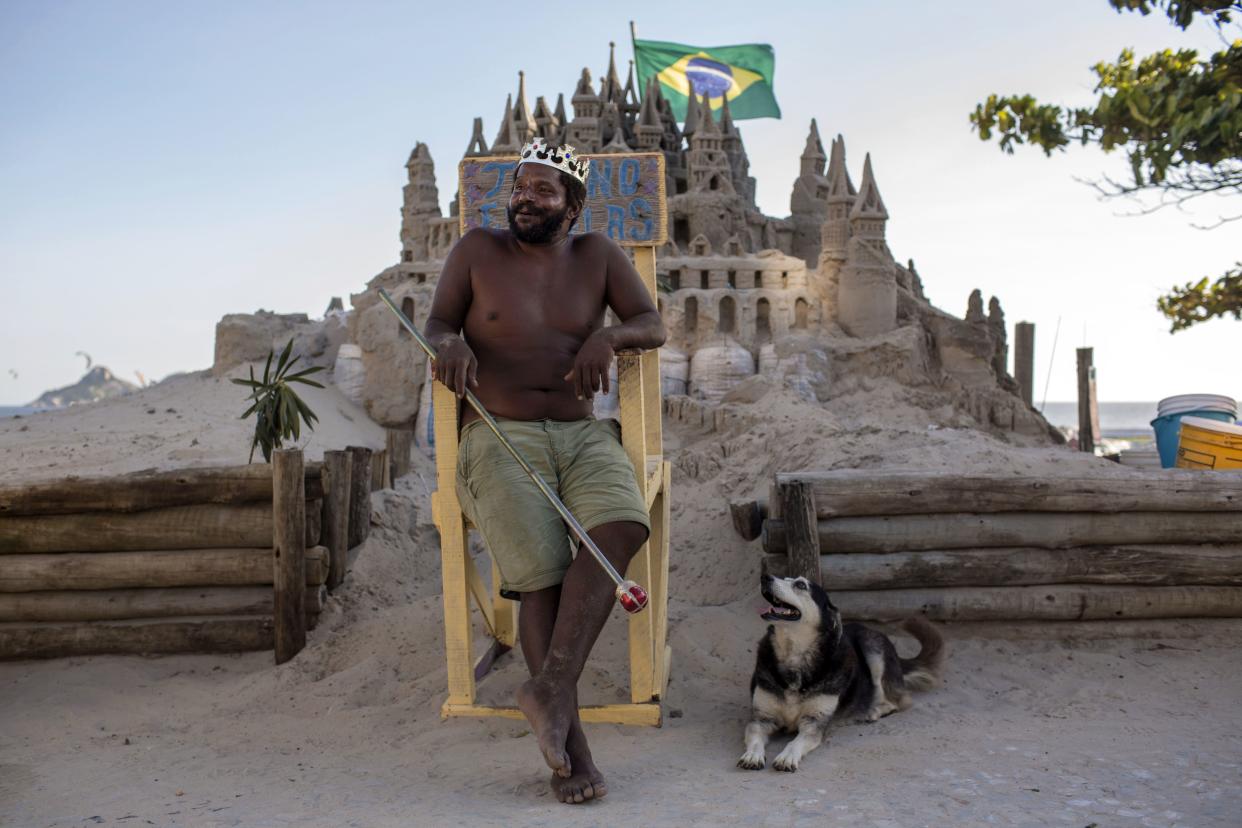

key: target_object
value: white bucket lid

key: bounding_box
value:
[1179,415,1242,436]
[1158,394,1236,416]
[336,343,363,359]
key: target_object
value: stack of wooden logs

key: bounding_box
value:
[0,445,383,661]
[734,470,1242,622]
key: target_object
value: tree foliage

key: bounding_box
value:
[232,339,324,463]
[971,0,1242,331]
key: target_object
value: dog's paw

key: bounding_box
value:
[736,751,765,771]
[771,752,800,772]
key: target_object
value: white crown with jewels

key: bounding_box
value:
[518,138,590,185]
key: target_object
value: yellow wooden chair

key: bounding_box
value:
[428,245,671,726]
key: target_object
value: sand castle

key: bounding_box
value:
[212,44,1054,441]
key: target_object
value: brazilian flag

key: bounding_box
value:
[633,38,780,122]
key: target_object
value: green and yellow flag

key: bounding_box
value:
[633,38,780,122]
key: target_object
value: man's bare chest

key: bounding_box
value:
[467,266,607,338]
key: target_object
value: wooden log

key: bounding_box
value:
[829,584,1242,622]
[1014,322,1035,407]
[762,512,1242,555]
[0,617,274,660]
[1,546,328,592]
[0,503,272,554]
[0,464,323,517]
[321,450,351,591]
[386,429,413,482]
[272,449,306,664]
[771,470,1242,517]
[0,585,324,622]
[761,544,1242,589]
[780,480,822,584]
[729,498,766,541]
[371,449,389,491]
[1077,347,1099,453]
[348,446,373,548]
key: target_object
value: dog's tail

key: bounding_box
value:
[898,616,946,691]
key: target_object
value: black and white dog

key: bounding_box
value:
[738,574,945,772]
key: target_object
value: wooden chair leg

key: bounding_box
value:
[651,462,672,698]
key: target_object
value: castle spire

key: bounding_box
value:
[602,41,624,103]
[850,153,888,221]
[623,59,640,115]
[512,71,535,144]
[825,134,856,199]
[531,95,558,140]
[491,94,519,153]
[719,94,738,136]
[553,93,567,127]
[636,78,663,150]
[464,116,489,157]
[800,118,826,176]
[598,102,633,153]
[682,88,700,138]
[697,93,718,135]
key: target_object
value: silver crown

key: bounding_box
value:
[518,138,590,185]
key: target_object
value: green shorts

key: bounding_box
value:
[455,416,651,596]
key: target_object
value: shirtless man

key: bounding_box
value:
[424,138,666,804]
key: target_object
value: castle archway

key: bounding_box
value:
[718,296,736,333]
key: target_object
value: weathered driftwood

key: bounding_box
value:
[729,498,766,541]
[780,480,821,584]
[0,546,329,593]
[370,448,390,492]
[761,545,1242,589]
[767,470,1242,517]
[0,585,325,623]
[761,511,1242,555]
[0,463,323,516]
[0,617,274,660]
[387,429,413,482]
[0,503,273,554]
[829,584,1242,622]
[273,449,306,664]
[348,446,373,549]
[321,450,352,591]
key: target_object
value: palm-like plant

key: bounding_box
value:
[231,339,325,463]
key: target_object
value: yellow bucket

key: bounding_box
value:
[1176,416,1242,470]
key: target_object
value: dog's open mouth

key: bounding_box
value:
[760,597,801,622]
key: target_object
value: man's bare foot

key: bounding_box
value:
[516,676,575,777]
[551,719,607,804]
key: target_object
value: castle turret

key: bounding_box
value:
[635,78,663,150]
[552,93,568,144]
[600,42,625,106]
[837,153,897,338]
[686,94,734,194]
[491,94,520,154]
[463,117,489,158]
[818,134,857,264]
[681,89,700,140]
[597,101,633,153]
[511,71,536,145]
[719,96,754,204]
[789,119,830,264]
[567,68,602,150]
[532,95,559,140]
[400,143,441,262]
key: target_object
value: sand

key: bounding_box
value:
[2,373,1240,826]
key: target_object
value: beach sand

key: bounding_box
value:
[2,372,1239,826]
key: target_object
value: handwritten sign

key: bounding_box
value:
[458,152,667,247]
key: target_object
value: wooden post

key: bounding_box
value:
[1014,322,1035,407]
[779,480,822,584]
[321,450,351,591]
[347,446,373,548]
[272,448,306,664]
[386,428,413,482]
[1077,347,1100,453]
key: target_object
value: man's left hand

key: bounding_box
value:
[563,331,615,400]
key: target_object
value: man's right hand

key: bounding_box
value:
[431,336,479,398]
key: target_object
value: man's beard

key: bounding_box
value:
[507,204,569,244]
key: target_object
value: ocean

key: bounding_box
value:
[0,405,38,418]
[1040,401,1162,438]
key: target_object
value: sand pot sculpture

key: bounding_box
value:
[235,44,1059,441]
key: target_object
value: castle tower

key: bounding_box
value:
[566,68,602,151]
[837,153,897,338]
[598,101,633,153]
[400,143,441,262]
[681,89,700,141]
[511,71,536,145]
[552,93,568,144]
[635,78,663,151]
[532,95,559,140]
[622,60,641,129]
[463,117,489,157]
[818,134,857,264]
[719,96,754,204]
[685,94,734,194]
[600,42,625,106]
[789,119,830,264]
[491,94,521,154]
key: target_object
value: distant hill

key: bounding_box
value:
[29,366,137,409]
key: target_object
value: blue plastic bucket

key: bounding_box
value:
[1152,410,1236,468]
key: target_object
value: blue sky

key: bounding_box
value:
[2,0,1238,405]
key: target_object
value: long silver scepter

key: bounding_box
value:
[377,288,648,614]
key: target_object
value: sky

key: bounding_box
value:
[1,0,1238,406]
